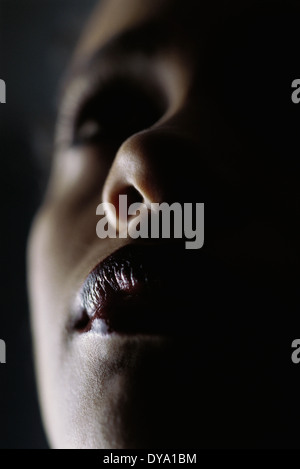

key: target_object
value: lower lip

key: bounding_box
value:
[71,245,172,336]
[70,244,259,339]
[75,285,166,336]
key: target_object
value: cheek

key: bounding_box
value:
[27,208,74,364]
[29,205,94,290]
[48,147,109,207]
[27,200,103,342]
[27,212,68,445]
[27,208,104,448]
[34,150,110,274]
[27,144,118,349]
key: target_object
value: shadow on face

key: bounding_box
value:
[28,0,300,448]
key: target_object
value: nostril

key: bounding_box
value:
[113,186,144,225]
[122,186,144,207]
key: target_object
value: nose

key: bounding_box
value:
[102,127,184,233]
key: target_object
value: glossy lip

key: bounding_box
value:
[70,243,260,339]
[71,244,180,337]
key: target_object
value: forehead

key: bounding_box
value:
[76,0,249,58]
[76,0,171,59]
[75,0,297,61]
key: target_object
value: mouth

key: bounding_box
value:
[71,244,188,336]
[70,243,268,339]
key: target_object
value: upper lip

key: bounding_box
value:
[71,243,191,336]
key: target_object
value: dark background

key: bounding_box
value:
[0,0,97,449]
[1,0,300,450]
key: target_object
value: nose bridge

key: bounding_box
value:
[100,94,206,233]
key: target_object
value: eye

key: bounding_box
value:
[72,78,166,147]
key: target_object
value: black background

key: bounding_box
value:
[0,0,97,449]
[1,0,300,450]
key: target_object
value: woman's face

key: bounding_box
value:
[28,0,300,448]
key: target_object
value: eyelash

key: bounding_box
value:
[71,78,166,148]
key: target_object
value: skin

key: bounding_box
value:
[28,0,300,449]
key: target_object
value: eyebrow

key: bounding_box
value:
[61,21,169,95]
[54,20,172,151]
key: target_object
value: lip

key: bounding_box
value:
[70,243,263,339]
[71,244,188,336]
